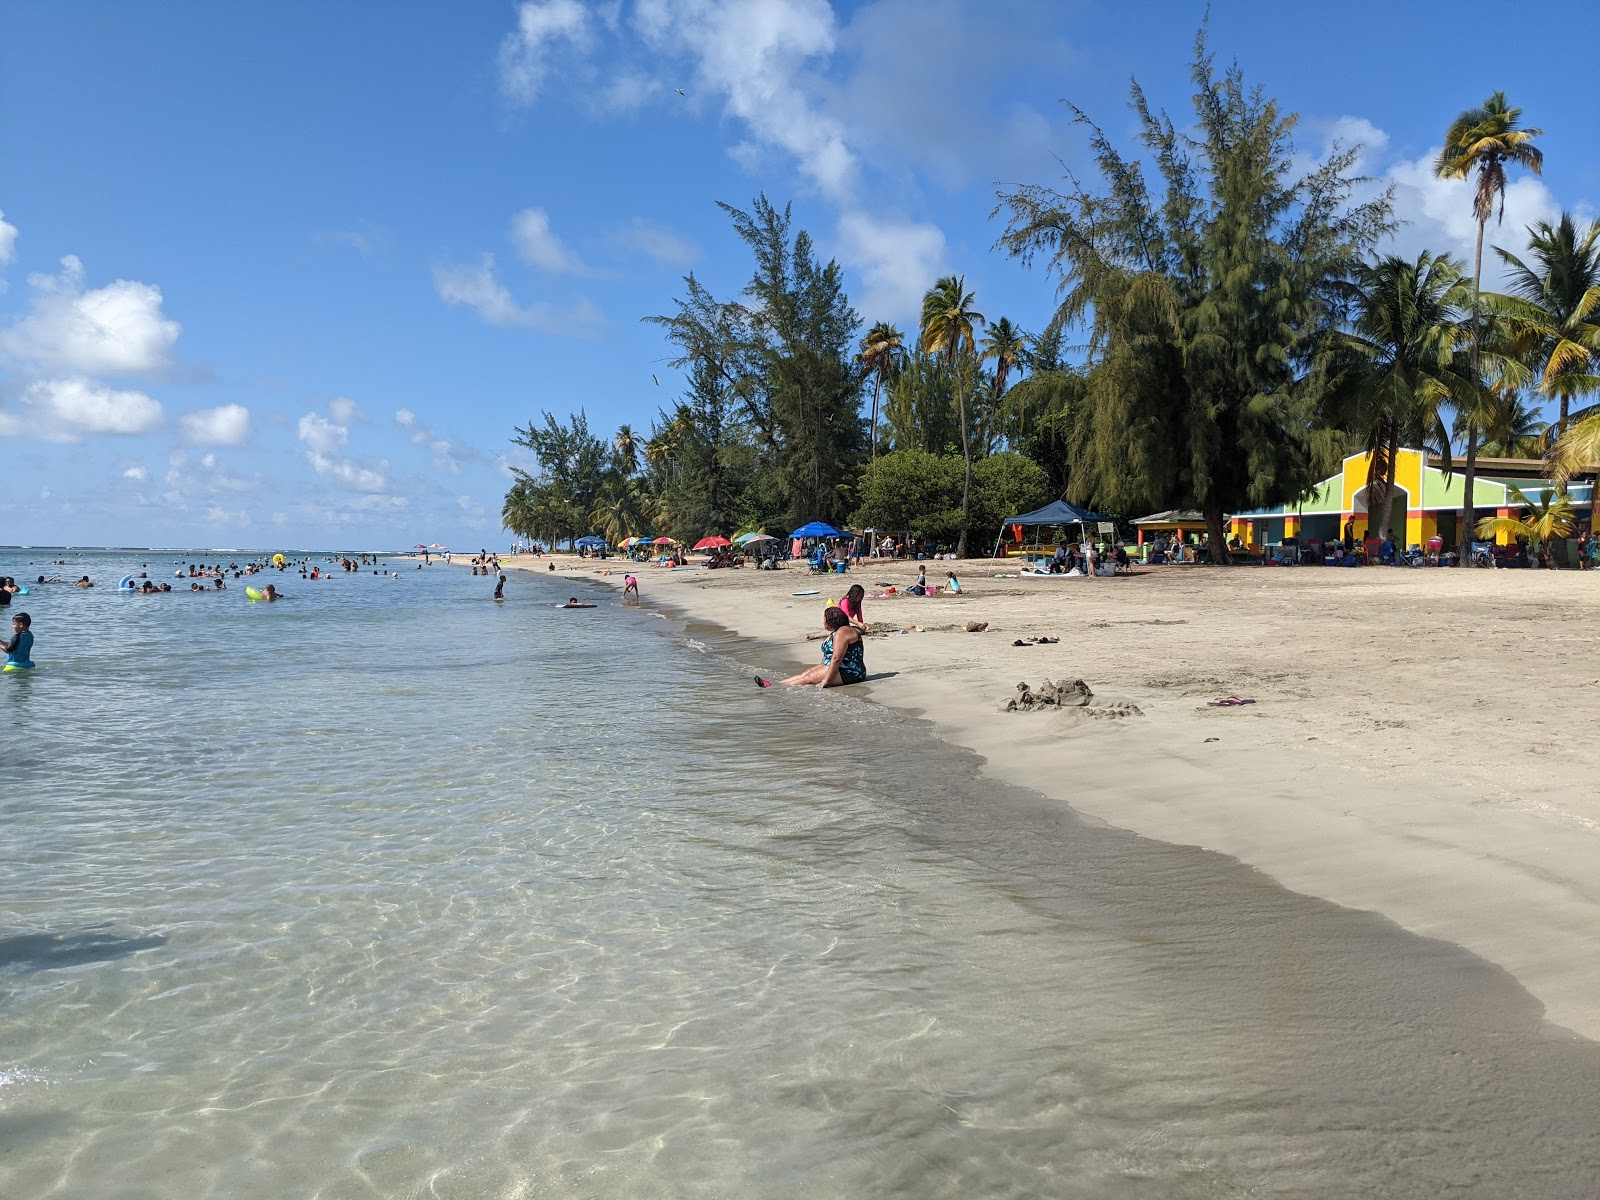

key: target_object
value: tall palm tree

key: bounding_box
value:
[1491,214,1600,451]
[613,424,643,476]
[857,321,904,462]
[980,316,1028,445]
[920,275,985,556]
[1329,252,1476,541]
[1434,92,1544,549]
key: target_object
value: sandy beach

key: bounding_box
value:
[510,553,1600,1042]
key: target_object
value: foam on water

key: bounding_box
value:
[1,550,1598,1198]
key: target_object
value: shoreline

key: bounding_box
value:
[498,552,1600,1042]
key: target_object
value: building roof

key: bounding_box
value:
[1132,510,1206,525]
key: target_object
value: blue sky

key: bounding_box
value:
[1,0,1593,550]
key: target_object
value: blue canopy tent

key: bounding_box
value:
[993,499,1109,560]
[790,521,842,539]
[573,535,608,547]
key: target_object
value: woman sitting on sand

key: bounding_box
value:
[838,583,870,632]
[761,607,866,688]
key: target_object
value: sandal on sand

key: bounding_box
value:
[1206,696,1256,707]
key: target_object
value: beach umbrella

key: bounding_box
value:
[652,536,675,545]
[693,536,731,550]
[742,533,776,544]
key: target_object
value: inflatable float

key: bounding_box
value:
[245,587,267,601]
[117,576,137,592]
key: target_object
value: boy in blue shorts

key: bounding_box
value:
[4,612,35,670]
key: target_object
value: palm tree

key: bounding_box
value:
[1474,485,1574,567]
[1491,214,1600,450]
[1434,92,1544,551]
[857,322,904,462]
[1471,390,1548,458]
[613,424,643,476]
[920,275,985,556]
[980,316,1028,445]
[1328,252,1477,541]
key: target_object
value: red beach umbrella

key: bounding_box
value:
[652,537,676,545]
[693,536,732,550]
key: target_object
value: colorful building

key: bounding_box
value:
[1228,448,1596,549]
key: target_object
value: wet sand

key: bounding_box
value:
[508,553,1600,1042]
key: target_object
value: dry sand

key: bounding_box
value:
[509,553,1600,1041]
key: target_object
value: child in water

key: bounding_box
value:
[493,573,506,600]
[4,612,35,670]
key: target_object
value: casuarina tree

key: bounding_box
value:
[995,29,1393,561]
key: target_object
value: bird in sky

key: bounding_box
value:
[651,374,660,385]
[675,88,685,96]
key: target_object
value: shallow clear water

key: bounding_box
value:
[2,550,1598,1198]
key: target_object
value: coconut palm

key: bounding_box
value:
[1474,485,1573,567]
[1471,390,1548,458]
[1491,214,1600,447]
[1327,252,1477,541]
[857,321,904,462]
[613,423,643,476]
[1433,92,1544,547]
[920,275,985,555]
[980,316,1028,445]
[590,477,651,544]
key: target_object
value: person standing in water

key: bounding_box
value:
[3,612,35,670]
[493,573,506,600]
[622,574,639,598]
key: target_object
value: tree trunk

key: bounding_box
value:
[1462,215,1486,556]
[869,377,881,462]
[956,374,971,558]
[1555,396,1569,497]
[1204,501,1230,565]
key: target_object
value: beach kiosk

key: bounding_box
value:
[1227,447,1597,554]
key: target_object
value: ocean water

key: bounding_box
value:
[2,549,1597,1199]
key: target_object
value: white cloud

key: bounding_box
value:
[328,395,366,424]
[297,412,348,456]
[296,410,389,493]
[122,465,148,481]
[0,376,164,442]
[636,0,854,199]
[824,0,1064,189]
[392,408,481,476]
[499,0,591,105]
[0,210,16,266]
[2,255,180,375]
[432,254,605,335]
[180,403,252,446]
[511,207,589,274]
[610,217,698,267]
[834,210,948,322]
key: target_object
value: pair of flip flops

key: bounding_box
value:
[1012,636,1059,646]
[1206,696,1256,707]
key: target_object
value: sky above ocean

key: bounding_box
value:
[1,0,1593,549]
